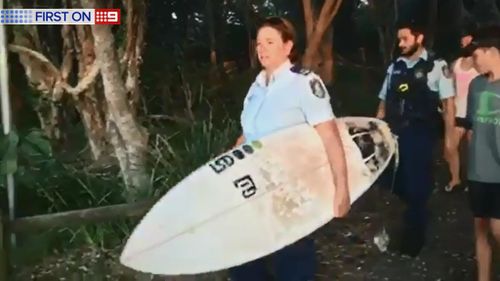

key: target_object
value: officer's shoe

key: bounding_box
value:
[398,227,426,257]
[398,240,424,257]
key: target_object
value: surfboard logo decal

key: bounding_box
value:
[209,142,263,174]
[233,175,257,198]
[232,149,245,159]
[242,144,254,154]
[251,140,263,149]
[209,155,235,174]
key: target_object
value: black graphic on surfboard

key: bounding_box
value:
[209,143,260,174]
[233,175,257,199]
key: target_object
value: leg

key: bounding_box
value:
[490,219,500,251]
[272,237,317,281]
[445,126,465,191]
[228,257,272,281]
[489,184,500,250]
[396,127,435,256]
[468,181,499,281]
[474,218,492,281]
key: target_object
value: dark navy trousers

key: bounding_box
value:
[228,237,316,281]
[392,124,436,241]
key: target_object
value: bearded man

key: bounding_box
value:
[375,19,456,257]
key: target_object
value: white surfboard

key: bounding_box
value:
[120,116,397,276]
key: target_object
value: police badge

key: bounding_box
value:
[309,78,326,98]
[414,70,425,79]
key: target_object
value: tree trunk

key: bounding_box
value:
[35,100,62,140]
[91,24,150,201]
[303,0,315,42]
[11,0,150,200]
[319,25,334,84]
[302,0,342,84]
[123,0,146,116]
[11,32,63,141]
[71,25,109,161]
[9,25,109,159]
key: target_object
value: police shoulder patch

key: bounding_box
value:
[308,77,326,99]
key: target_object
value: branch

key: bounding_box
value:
[327,0,343,24]
[63,63,100,95]
[8,44,60,77]
[60,25,75,81]
[316,0,342,36]
[302,0,314,41]
[315,0,333,35]
[8,43,100,96]
[148,114,193,125]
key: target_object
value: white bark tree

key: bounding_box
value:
[9,0,150,201]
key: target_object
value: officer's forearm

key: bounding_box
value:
[234,135,245,147]
[376,101,385,119]
[314,120,349,194]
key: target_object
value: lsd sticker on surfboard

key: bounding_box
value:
[120,116,397,276]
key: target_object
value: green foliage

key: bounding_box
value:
[0,126,55,177]
[148,115,240,198]
[0,130,19,175]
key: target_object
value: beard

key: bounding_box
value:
[400,43,420,57]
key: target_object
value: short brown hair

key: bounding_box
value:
[258,16,299,62]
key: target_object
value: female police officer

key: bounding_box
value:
[230,17,350,281]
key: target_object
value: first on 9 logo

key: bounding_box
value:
[95,9,120,25]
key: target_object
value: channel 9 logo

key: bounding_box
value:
[0,8,121,25]
[94,9,120,25]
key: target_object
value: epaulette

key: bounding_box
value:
[290,64,313,76]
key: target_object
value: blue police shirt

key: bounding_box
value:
[378,49,455,101]
[240,60,335,142]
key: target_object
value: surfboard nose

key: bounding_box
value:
[119,229,144,269]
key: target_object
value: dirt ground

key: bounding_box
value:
[14,160,500,281]
[313,185,500,281]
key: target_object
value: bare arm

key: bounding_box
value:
[437,59,457,140]
[442,97,456,137]
[375,64,391,119]
[234,135,245,147]
[314,119,350,217]
[376,100,386,119]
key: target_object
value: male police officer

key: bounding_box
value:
[375,20,455,257]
